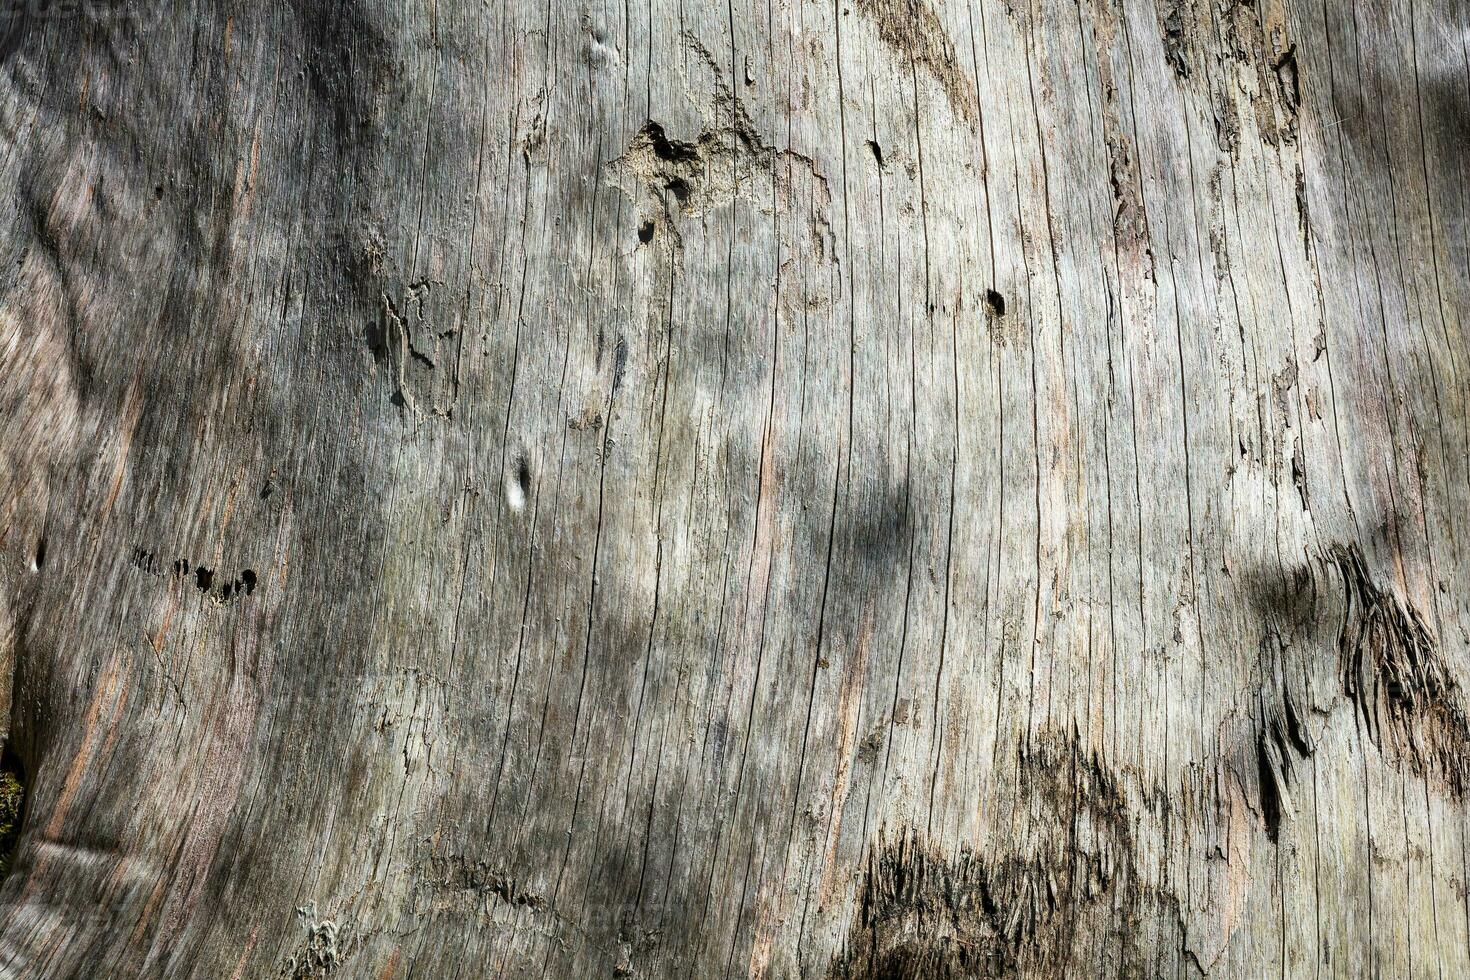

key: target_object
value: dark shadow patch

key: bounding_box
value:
[292,0,393,154]
[844,478,914,575]
[1238,559,1323,640]
[1421,69,1470,173]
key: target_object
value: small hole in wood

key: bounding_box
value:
[508,456,531,512]
[984,289,1006,318]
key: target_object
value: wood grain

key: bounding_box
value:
[0,0,1466,975]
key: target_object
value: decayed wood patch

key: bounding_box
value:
[1330,545,1470,796]
[850,0,978,122]
[831,732,1190,979]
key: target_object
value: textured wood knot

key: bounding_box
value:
[610,113,834,263]
[281,903,354,979]
[613,120,769,217]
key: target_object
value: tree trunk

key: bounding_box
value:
[0,0,1466,976]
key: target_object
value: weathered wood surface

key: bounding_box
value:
[0,0,1466,976]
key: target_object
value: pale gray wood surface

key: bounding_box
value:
[0,0,1466,976]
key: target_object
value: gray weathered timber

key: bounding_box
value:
[0,0,1466,976]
